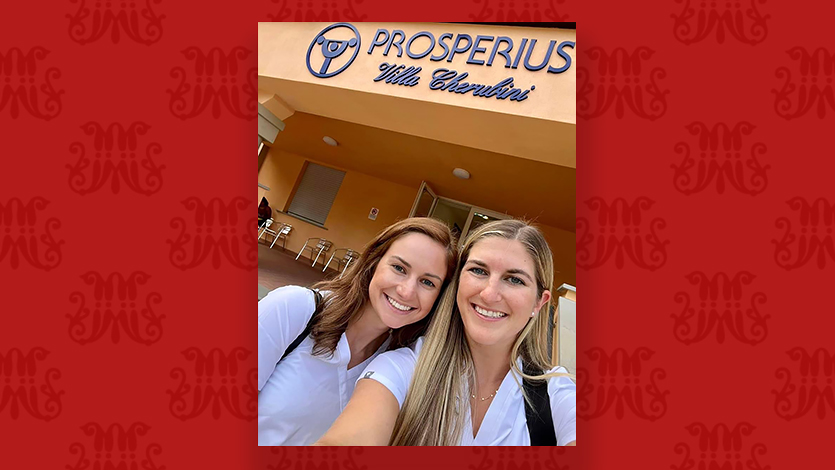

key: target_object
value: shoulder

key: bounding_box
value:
[258,286,317,316]
[359,337,424,408]
[545,366,576,392]
[545,366,576,446]
[370,337,422,371]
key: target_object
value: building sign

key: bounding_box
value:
[305,23,575,103]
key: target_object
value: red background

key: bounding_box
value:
[2,0,831,468]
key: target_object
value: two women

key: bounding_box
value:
[318,219,576,445]
[258,218,457,445]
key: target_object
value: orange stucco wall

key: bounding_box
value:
[259,145,576,288]
[258,147,416,257]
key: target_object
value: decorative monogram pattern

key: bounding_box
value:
[167,197,257,270]
[576,347,669,421]
[577,197,669,271]
[577,47,669,120]
[167,47,257,120]
[470,447,569,470]
[67,0,165,45]
[67,271,164,345]
[672,423,768,470]
[265,447,347,470]
[672,0,769,45]
[773,348,835,420]
[2,4,832,468]
[774,47,835,119]
[672,271,769,346]
[0,47,63,120]
[0,198,63,271]
[773,198,835,270]
[67,122,165,196]
[469,0,569,21]
[167,347,257,421]
[671,122,769,196]
[0,348,63,421]
[67,423,163,470]
[267,0,368,21]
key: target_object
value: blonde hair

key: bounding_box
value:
[389,219,562,446]
[309,217,457,357]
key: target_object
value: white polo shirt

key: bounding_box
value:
[360,337,576,446]
[258,286,391,446]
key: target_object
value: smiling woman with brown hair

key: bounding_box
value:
[258,217,457,446]
[316,219,576,446]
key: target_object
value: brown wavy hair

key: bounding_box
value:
[309,217,458,357]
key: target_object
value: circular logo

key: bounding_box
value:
[306,23,361,78]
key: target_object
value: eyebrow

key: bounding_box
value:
[392,255,443,282]
[467,259,534,283]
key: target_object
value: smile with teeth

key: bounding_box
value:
[473,304,507,318]
[385,294,416,312]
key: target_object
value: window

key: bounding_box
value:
[287,162,345,226]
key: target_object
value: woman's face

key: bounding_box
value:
[457,237,551,351]
[367,232,448,330]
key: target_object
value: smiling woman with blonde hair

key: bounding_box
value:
[316,219,576,446]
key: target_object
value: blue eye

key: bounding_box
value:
[469,267,487,276]
[421,279,436,288]
[393,264,406,273]
[508,276,525,286]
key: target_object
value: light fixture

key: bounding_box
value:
[323,136,338,146]
[452,168,470,179]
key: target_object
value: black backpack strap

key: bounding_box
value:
[522,362,557,446]
[279,289,323,362]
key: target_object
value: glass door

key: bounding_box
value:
[408,181,438,217]
[461,206,511,241]
[428,197,471,240]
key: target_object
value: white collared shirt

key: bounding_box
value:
[258,286,391,446]
[361,337,576,446]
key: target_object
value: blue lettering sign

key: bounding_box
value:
[374,62,420,86]
[429,68,534,102]
[307,23,573,103]
[447,34,473,62]
[406,31,435,59]
[549,41,575,74]
[431,33,453,62]
[306,23,361,78]
[467,35,493,66]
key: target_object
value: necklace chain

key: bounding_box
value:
[471,387,500,401]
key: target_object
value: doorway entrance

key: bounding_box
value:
[408,181,510,244]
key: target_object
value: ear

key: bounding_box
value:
[533,290,552,316]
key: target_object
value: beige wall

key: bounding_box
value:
[259,22,575,124]
[258,147,416,257]
[537,223,576,290]
[259,23,575,168]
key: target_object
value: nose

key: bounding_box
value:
[479,277,502,304]
[396,279,416,301]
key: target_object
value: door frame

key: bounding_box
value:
[408,181,438,217]
[460,206,511,242]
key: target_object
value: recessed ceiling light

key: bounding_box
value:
[452,168,470,179]
[323,136,338,146]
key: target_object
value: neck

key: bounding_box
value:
[345,301,390,360]
[466,335,513,388]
